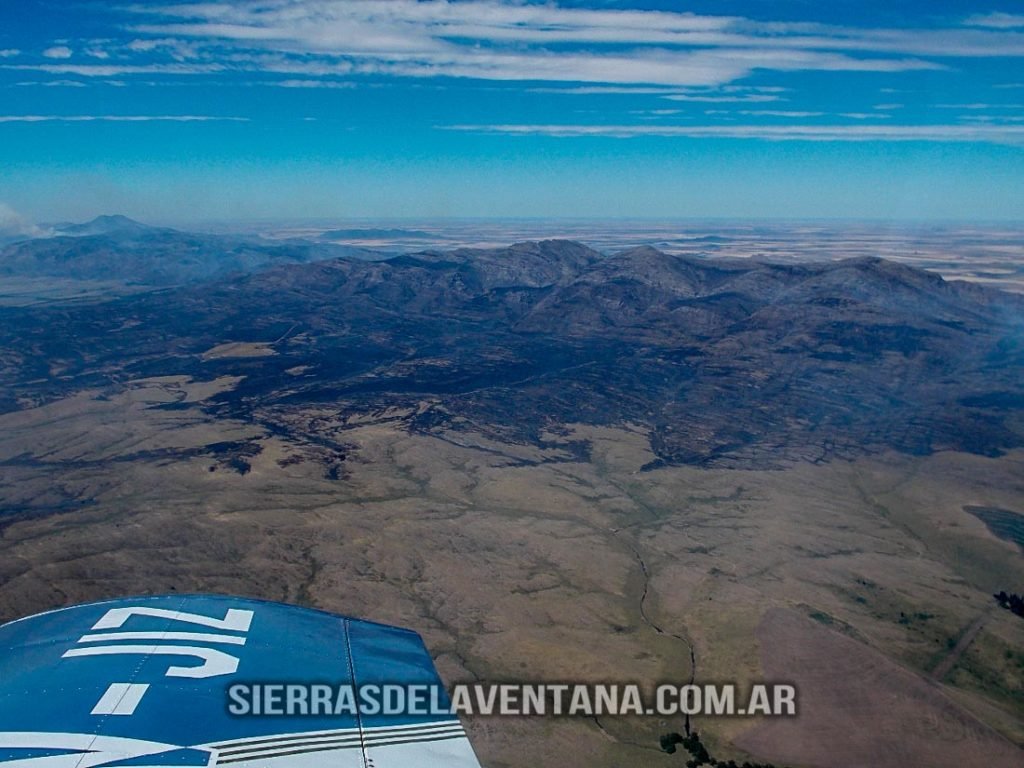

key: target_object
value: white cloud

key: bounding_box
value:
[441,122,1024,144]
[42,46,73,59]
[15,80,88,88]
[961,114,1024,123]
[110,0,1015,88]
[1,63,224,77]
[530,86,713,95]
[1,2,1015,94]
[965,13,1024,29]
[531,85,790,98]
[127,38,200,61]
[0,49,19,58]
[630,109,683,116]
[935,102,1024,109]
[664,93,784,103]
[130,2,1024,57]
[0,115,249,122]
[272,79,355,89]
[737,110,824,117]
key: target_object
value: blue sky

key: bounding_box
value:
[1,0,1023,226]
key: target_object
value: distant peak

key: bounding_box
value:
[832,254,942,282]
[605,245,679,266]
[87,214,149,229]
[508,238,581,249]
[837,255,885,267]
[511,239,602,263]
[57,214,154,237]
[613,245,668,258]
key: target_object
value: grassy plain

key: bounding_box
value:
[0,379,1021,767]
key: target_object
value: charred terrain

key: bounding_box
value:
[0,226,1022,767]
[4,234,1024,466]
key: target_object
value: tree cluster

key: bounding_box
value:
[993,591,1024,618]
[659,731,787,768]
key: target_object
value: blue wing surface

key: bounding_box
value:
[0,594,482,767]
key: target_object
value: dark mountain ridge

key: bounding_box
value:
[0,217,383,285]
[0,239,1021,469]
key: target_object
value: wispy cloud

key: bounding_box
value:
[737,110,824,117]
[960,114,1024,123]
[965,13,1024,29]
[630,109,683,116]
[130,2,1024,57]
[934,102,1024,109]
[0,115,249,122]
[15,48,929,88]
[663,93,783,104]
[1,63,224,77]
[442,123,1024,144]
[272,79,355,89]
[529,85,772,96]
[15,80,88,88]
[8,2,1017,93]
[108,0,1022,89]
[42,46,73,59]
[528,85,789,99]
[127,38,200,61]
[0,49,19,58]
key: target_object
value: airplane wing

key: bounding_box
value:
[0,594,482,767]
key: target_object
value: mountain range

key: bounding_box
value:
[1,237,1021,469]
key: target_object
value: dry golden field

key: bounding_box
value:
[0,376,1020,767]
